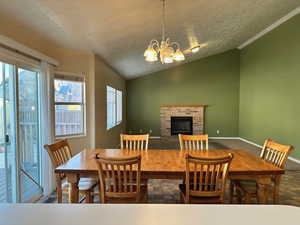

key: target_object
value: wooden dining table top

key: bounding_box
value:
[55,149,284,176]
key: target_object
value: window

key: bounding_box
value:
[107,86,122,129]
[116,90,122,124]
[54,75,85,137]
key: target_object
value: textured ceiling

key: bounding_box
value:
[0,0,300,79]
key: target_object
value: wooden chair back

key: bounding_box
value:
[44,139,72,168]
[179,134,209,150]
[94,154,142,203]
[120,134,149,150]
[185,153,233,202]
[260,139,294,169]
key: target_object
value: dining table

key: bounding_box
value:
[55,148,284,203]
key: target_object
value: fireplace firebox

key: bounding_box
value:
[171,116,193,135]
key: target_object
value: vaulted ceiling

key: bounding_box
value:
[0,0,299,79]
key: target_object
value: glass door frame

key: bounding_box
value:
[0,60,18,203]
[15,64,43,202]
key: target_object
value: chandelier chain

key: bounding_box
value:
[161,0,166,41]
[144,0,186,64]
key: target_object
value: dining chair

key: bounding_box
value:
[179,153,233,204]
[120,134,149,150]
[230,139,294,204]
[94,154,147,203]
[120,134,149,198]
[178,134,209,150]
[44,139,98,203]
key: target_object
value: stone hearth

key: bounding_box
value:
[160,105,205,136]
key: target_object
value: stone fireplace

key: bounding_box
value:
[160,105,205,136]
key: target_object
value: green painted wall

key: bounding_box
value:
[239,14,300,159]
[127,50,240,137]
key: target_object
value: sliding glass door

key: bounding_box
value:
[17,67,42,202]
[0,61,16,203]
[0,61,42,203]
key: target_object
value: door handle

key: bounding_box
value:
[5,134,10,143]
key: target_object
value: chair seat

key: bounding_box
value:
[179,184,222,204]
[62,178,98,191]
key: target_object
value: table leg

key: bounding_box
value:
[256,177,271,204]
[273,175,281,204]
[55,174,62,203]
[67,174,79,203]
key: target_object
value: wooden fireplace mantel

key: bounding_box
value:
[160,105,207,108]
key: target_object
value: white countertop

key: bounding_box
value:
[0,204,299,225]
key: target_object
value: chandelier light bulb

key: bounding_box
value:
[163,56,174,64]
[144,47,157,58]
[174,49,185,61]
[145,54,158,62]
[191,46,200,53]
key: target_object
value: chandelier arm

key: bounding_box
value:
[152,43,160,52]
[149,39,160,46]
[149,39,160,52]
[165,38,171,45]
[170,42,180,50]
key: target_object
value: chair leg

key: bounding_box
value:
[180,193,184,203]
[57,188,62,203]
[229,180,234,204]
[236,188,243,204]
[55,175,63,203]
[143,179,148,202]
[90,190,94,203]
[244,193,252,204]
[85,191,92,203]
[99,186,105,203]
[185,198,190,204]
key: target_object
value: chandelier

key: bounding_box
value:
[144,0,185,64]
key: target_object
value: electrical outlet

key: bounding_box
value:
[149,129,152,134]
[216,129,220,135]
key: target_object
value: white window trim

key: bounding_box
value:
[116,90,122,125]
[53,72,86,138]
[107,85,122,130]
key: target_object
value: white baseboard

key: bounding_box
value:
[149,136,161,139]
[209,137,240,140]
[288,157,300,164]
[238,137,263,148]
[151,136,239,139]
